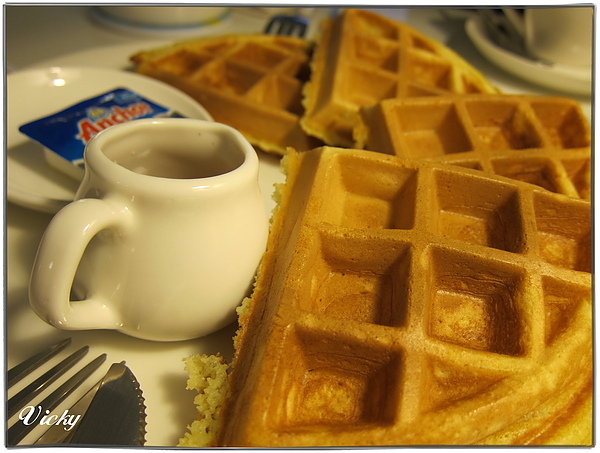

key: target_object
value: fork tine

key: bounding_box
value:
[264,15,308,37]
[7,338,71,388]
[7,346,89,419]
[7,353,107,446]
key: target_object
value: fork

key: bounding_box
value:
[476,9,542,62]
[264,13,309,37]
[6,338,107,446]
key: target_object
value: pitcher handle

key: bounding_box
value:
[29,198,132,331]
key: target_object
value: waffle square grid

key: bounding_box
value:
[131,35,322,155]
[355,94,591,200]
[301,9,500,148]
[219,147,592,446]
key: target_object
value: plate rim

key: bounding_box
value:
[7,65,213,213]
[465,16,591,95]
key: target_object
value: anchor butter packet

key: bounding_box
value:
[19,88,182,180]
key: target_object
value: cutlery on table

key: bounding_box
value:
[6,338,147,446]
[476,9,540,62]
[264,12,309,37]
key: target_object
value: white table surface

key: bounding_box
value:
[4,5,594,447]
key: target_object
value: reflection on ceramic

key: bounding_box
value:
[30,119,269,342]
[7,67,212,213]
[465,16,591,96]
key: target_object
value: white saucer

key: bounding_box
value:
[91,6,231,38]
[7,67,213,213]
[465,17,592,96]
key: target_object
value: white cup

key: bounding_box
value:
[524,7,593,67]
[29,118,269,341]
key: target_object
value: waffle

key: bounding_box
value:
[130,34,322,155]
[301,9,500,147]
[210,147,592,446]
[355,94,591,200]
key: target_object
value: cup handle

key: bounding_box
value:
[29,198,132,331]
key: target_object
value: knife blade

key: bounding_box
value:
[34,378,102,445]
[8,353,106,446]
[66,362,147,446]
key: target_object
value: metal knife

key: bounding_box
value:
[34,377,102,445]
[36,362,147,446]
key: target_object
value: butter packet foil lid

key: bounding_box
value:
[19,88,182,181]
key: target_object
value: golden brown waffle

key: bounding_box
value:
[131,34,322,155]
[301,9,500,147]
[355,94,591,200]
[215,147,592,446]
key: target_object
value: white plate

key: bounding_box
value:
[28,41,174,71]
[465,16,592,96]
[7,66,213,213]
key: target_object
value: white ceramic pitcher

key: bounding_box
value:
[29,118,269,341]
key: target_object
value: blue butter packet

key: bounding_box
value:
[19,88,183,180]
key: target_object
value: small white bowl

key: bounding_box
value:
[98,6,229,28]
